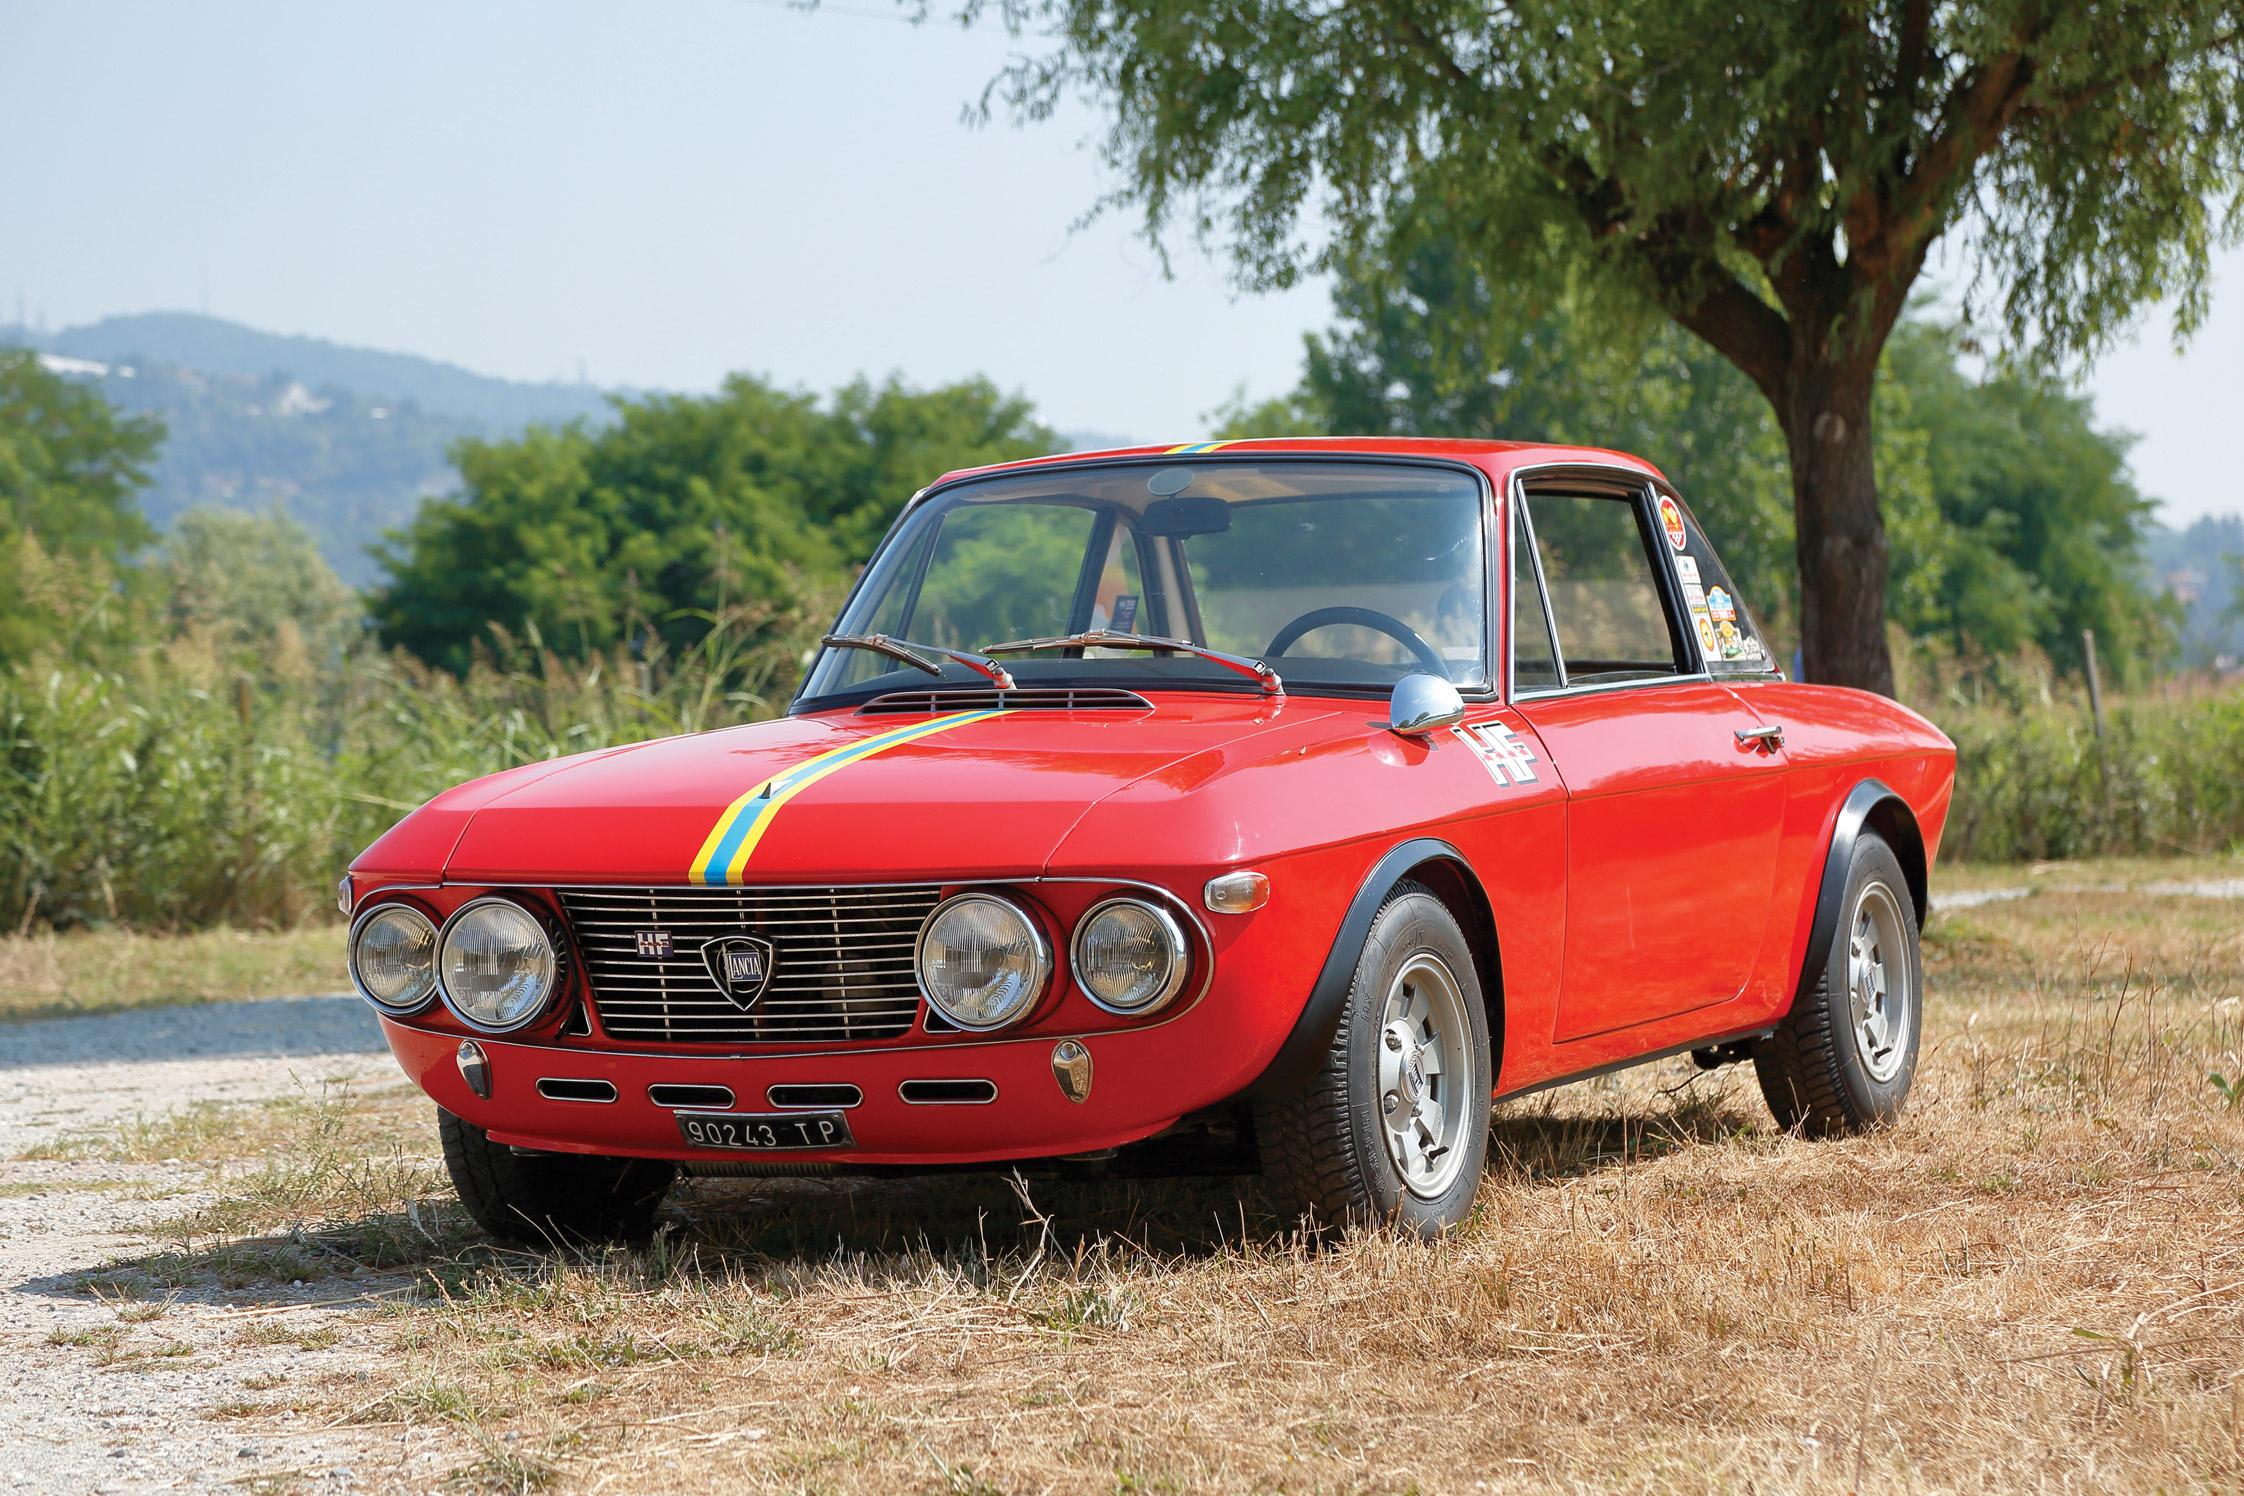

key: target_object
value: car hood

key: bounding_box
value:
[426,695,1351,885]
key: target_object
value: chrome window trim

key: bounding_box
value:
[913,891,1054,1033]
[1069,897,1191,1017]
[346,900,442,1017]
[1505,460,1714,706]
[436,894,567,1037]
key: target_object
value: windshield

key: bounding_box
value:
[799,459,1491,702]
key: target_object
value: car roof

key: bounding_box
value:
[930,434,1669,488]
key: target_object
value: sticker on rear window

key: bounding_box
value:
[1707,586,1736,622]
[1674,555,1700,583]
[1658,496,1687,550]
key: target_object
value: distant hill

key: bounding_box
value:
[1,313,620,586]
[22,313,615,429]
[2145,516,2244,670]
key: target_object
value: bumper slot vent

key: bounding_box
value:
[857,687,1152,715]
[899,1078,997,1105]
[559,884,941,1045]
[767,1083,863,1109]
[648,1084,735,1109]
[537,1078,617,1103]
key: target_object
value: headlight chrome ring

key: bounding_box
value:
[436,897,562,1035]
[347,901,440,1015]
[1070,897,1190,1016]
[915,893,1051,1032]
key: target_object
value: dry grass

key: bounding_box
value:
[69,889,2244,1492]
[1934,852,2244,894]
[0,923,345,1021]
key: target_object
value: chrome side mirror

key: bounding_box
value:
[1388,673,1464,738]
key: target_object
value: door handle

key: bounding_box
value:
[1735,723,1785,752]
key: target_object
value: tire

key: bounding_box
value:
[1755,831,1922,1137]
[1255,883,1493,1238]
[437,1108,675,1245]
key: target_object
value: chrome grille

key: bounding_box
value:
[856,687,1152,715]
[557,885,940,1043]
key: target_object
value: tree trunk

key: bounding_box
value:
[1779,360,1894,696]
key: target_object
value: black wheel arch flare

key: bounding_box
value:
[1795,779,1928,1014]
[1244,838,1504,1099]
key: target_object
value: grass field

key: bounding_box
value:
[0,924,345,1022]
[38,884,2244,1493]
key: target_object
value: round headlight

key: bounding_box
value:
[1071,898,1189,1015]
[438,899,558,1033]
[349,904,438,1014]
[916,894,1049,1031]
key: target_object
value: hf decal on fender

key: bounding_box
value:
[689,711,1010,885]
[1451,721,1540,786]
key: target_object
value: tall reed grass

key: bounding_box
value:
[1,600,822,933]
[6,590,2240,933]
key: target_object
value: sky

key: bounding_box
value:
[2,0,2236,522]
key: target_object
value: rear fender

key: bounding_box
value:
[1793,779,1926,1014]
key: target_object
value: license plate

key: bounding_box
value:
[674,1110,855,1152]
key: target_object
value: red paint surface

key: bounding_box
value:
[350,438,1956,1165]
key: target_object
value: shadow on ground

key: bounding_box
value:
[42,1089,1773,1311]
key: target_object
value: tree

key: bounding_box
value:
[156,507,363,671]
[373,372,1056,674]
[0,349,164,659]
[1223,239,2167,677]
[990,0,2244,692]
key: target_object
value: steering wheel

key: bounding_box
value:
[1265,606,1448,678]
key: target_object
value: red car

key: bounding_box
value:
[345,439,1954,1241]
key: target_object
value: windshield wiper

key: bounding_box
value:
[821,633,1017,691]
[981,631,1283,696]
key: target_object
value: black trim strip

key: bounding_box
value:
[1244,836,1471,1098]
[1795,779,1912,1014]
[1494,1026,1777,1103]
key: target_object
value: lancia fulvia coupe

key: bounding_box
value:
[344,439,1955,1241]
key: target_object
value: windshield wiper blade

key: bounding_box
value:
[821,633,1017,691]
[981,631,1282,696]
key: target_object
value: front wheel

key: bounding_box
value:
[1256,885,1492,1237]
[1754,831,1922,1136]
[437,1109,675,1245]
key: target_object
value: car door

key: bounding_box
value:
[1509,478,1789,1043]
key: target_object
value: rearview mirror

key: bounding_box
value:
[1388,673,1464,738]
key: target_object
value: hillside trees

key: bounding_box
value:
[373,373,1056,673]
[992,0,2244,694]
[0,349,164,659]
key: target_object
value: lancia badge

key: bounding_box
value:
[701,935,776,1010]
[1050,1039,1093,1104]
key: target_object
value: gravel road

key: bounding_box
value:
[0,997,462,1493]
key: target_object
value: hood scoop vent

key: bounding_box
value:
[857,687,1153,716]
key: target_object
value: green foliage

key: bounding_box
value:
[1881,325,2172,682]
[0,349,163,659]
[372,374,1056,674]
[1940,686,2244,862]
[155,507,363,665]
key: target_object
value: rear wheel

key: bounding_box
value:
[1755,832,1922,1136]
[437,1109,675,1245]
[1255,885,1492,1237]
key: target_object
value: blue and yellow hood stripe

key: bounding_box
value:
[688,710,1009,885]
[1165,440,1236,454]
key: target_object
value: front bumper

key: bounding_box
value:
[380,1010,1282,1166]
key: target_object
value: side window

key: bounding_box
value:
[1655,492,1776,674]
[1510,497,1561,691]
[1519,490,1685,686]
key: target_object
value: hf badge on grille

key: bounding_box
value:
[701,935,776,1010]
